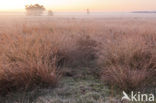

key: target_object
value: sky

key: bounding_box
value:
[0,0,156,12]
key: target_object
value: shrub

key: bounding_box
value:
[0,33,62,94]
[99,34,156,92]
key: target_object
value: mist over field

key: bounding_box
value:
[0,12,155,103]
[1,11,156,18]
[0,1,156,103]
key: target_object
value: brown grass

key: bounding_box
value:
[0,18,98,94]
[0,16,156,94]
[99,33,156,92]
[0,31,63,94]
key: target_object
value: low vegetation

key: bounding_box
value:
[0,33,62,94]
[0,16,156,102]
[99,34,156,92]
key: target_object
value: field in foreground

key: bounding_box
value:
[0,15,156,103]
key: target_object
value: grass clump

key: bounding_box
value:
[0,33,62,94]
[99,34,156,92]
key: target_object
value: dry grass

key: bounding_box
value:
[99,33,156,92]
[0,17,98,94]
[0,16,156,95]
[0,28,64,94]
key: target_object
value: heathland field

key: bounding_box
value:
[0,15,156,103]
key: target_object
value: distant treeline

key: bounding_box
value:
[132,11,156,13]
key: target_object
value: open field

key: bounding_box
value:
[0,15,156,103]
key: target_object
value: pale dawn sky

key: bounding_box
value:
[0,0,156,12]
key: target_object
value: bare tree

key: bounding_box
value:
[48,10,53,16]
[86,8,90,15]
[25,4,45,16]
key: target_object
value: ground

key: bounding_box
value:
[0,67,121,103]
[0,16,156,103]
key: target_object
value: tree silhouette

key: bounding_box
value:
[86,8,90,15]
[48,10,53,16]
[25,4,45,16]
